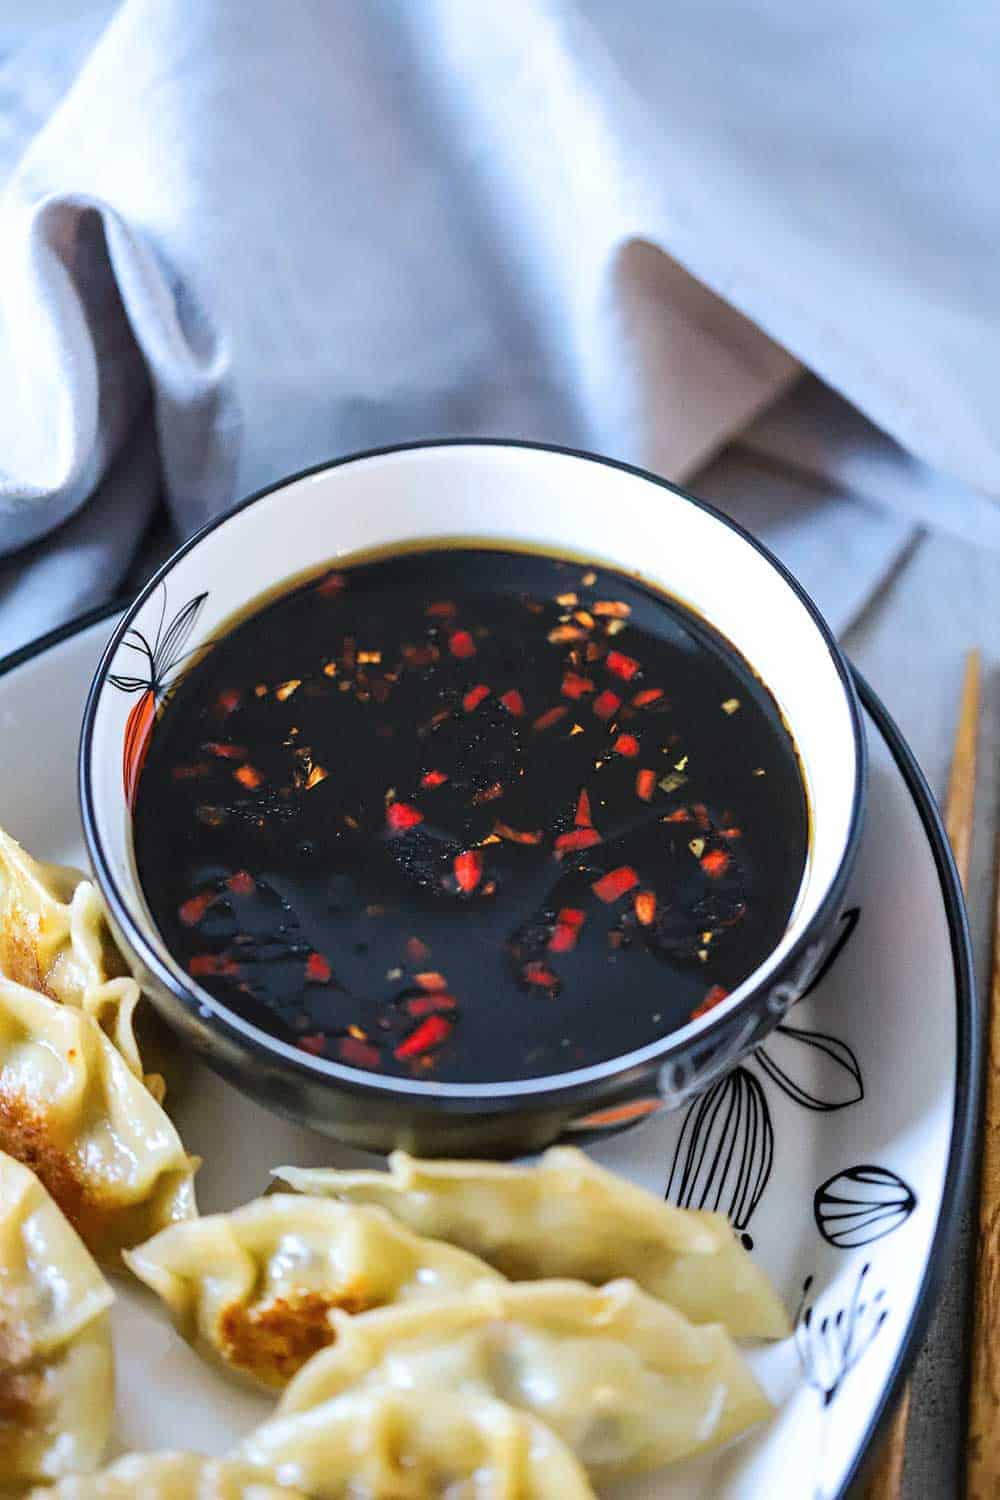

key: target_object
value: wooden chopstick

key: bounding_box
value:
[866,648,981,1500]
[967,689,1000,1498]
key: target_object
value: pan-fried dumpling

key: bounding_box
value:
[0,1151,113,1488]
[239,1387,595,1499]
[0,973,197,1259]
[277,1279,770,1479]
[275,1146,788,1339]
[28,1453,307,1498]
[0,829,162,1097]
[123,1194,503,1389]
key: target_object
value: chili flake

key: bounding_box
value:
[634,891,657,926]
[534,705,568,731]
[395,1014,451,1059]
[632,688,664,707]
[234,764,263,790]
[592,866,640,903]
[337,1036,380,1067]
[561,672,594,699]
[547,624,585,644]
[494,822,543,845]
[574,788,592,826]
[275,679,302,701]
[179,891,215,926]
[421,769,449,788]
[415,971,448,991]
[554,827,602,856]
[635,768,656,802]
[463,683,491,712]
[594,600,631,618]
[606,650,640,681]
[305,952,332,983]
[701,849,731,879]
[227,870,255,895]
[690,984,729,1021]
[500,689,525,715]
[386,801,423,833]
[449,630,476,658]
[407,992,457,1017]
[613,733,640,757]
[453,850,483,894]
[593,690,621,721]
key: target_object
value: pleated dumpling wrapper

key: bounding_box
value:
[0,827,162,1097]
[123,1194,505,1389]
[0,1151,114,1488]
[278,1278,770,1480]
[27,1454,307,1499]
[238,1387,595,1499]
[274,1146,788,1339]
[0,973,197,1260]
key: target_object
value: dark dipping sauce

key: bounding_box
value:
[134,547,808,1084]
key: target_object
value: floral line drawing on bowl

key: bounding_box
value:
[662,908,863,1247]
[108,586,209,809]
[814,1165,917,1250]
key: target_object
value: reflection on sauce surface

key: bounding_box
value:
[134,548,808,1083]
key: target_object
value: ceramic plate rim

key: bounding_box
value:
[1,598,977,1500]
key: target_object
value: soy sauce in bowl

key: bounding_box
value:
[133,546,808,1085]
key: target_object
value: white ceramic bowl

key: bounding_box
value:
[80,441,865,1153]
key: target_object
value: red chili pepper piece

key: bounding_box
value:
[593,690,622,721]
[227,870,255,895]
[454,850,482,893]
[594,600,631,618]
[395,1014,451,1059]
[592,865,640,902]
[701,849,730,879]
[634,890,657,926]
[217,689,241,715]
[421,769,449,788]
[692,803,711,830]
[690,984,729,1021]
[574,788,592,826]
[548,909,586,953]
[406,936,431,962]
[463,683,490,712]
[305,952,332,983]
[298,1033,327,1056]
[613,733,640,757]
[523,961,560,988]
[664,807,690,823]
[179,891,215,926]
[632,688,664,708]
[561,672,595,700]
[189,953,240,978]
[425,600,457,618]
[533,705,568,731]
[407,993,458,1017]
[635,768,656,802]
[234,764,263,790]
[172,763,210,780]
[386,801,424,833]
[337,1035,381,1068]
[554,827,602,856]
[449,629,476,658]
[720,826,742,840]
[494,822,543,845]
[606,650,640,681]
[317,572,347,597]
[203,741,247,760]
[471,781,504,805]
[500,689,525,716]
[415,971,448,991]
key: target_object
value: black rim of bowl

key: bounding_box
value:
[78,438,868,1107]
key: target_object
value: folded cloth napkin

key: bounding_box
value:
[2,0,999,654]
